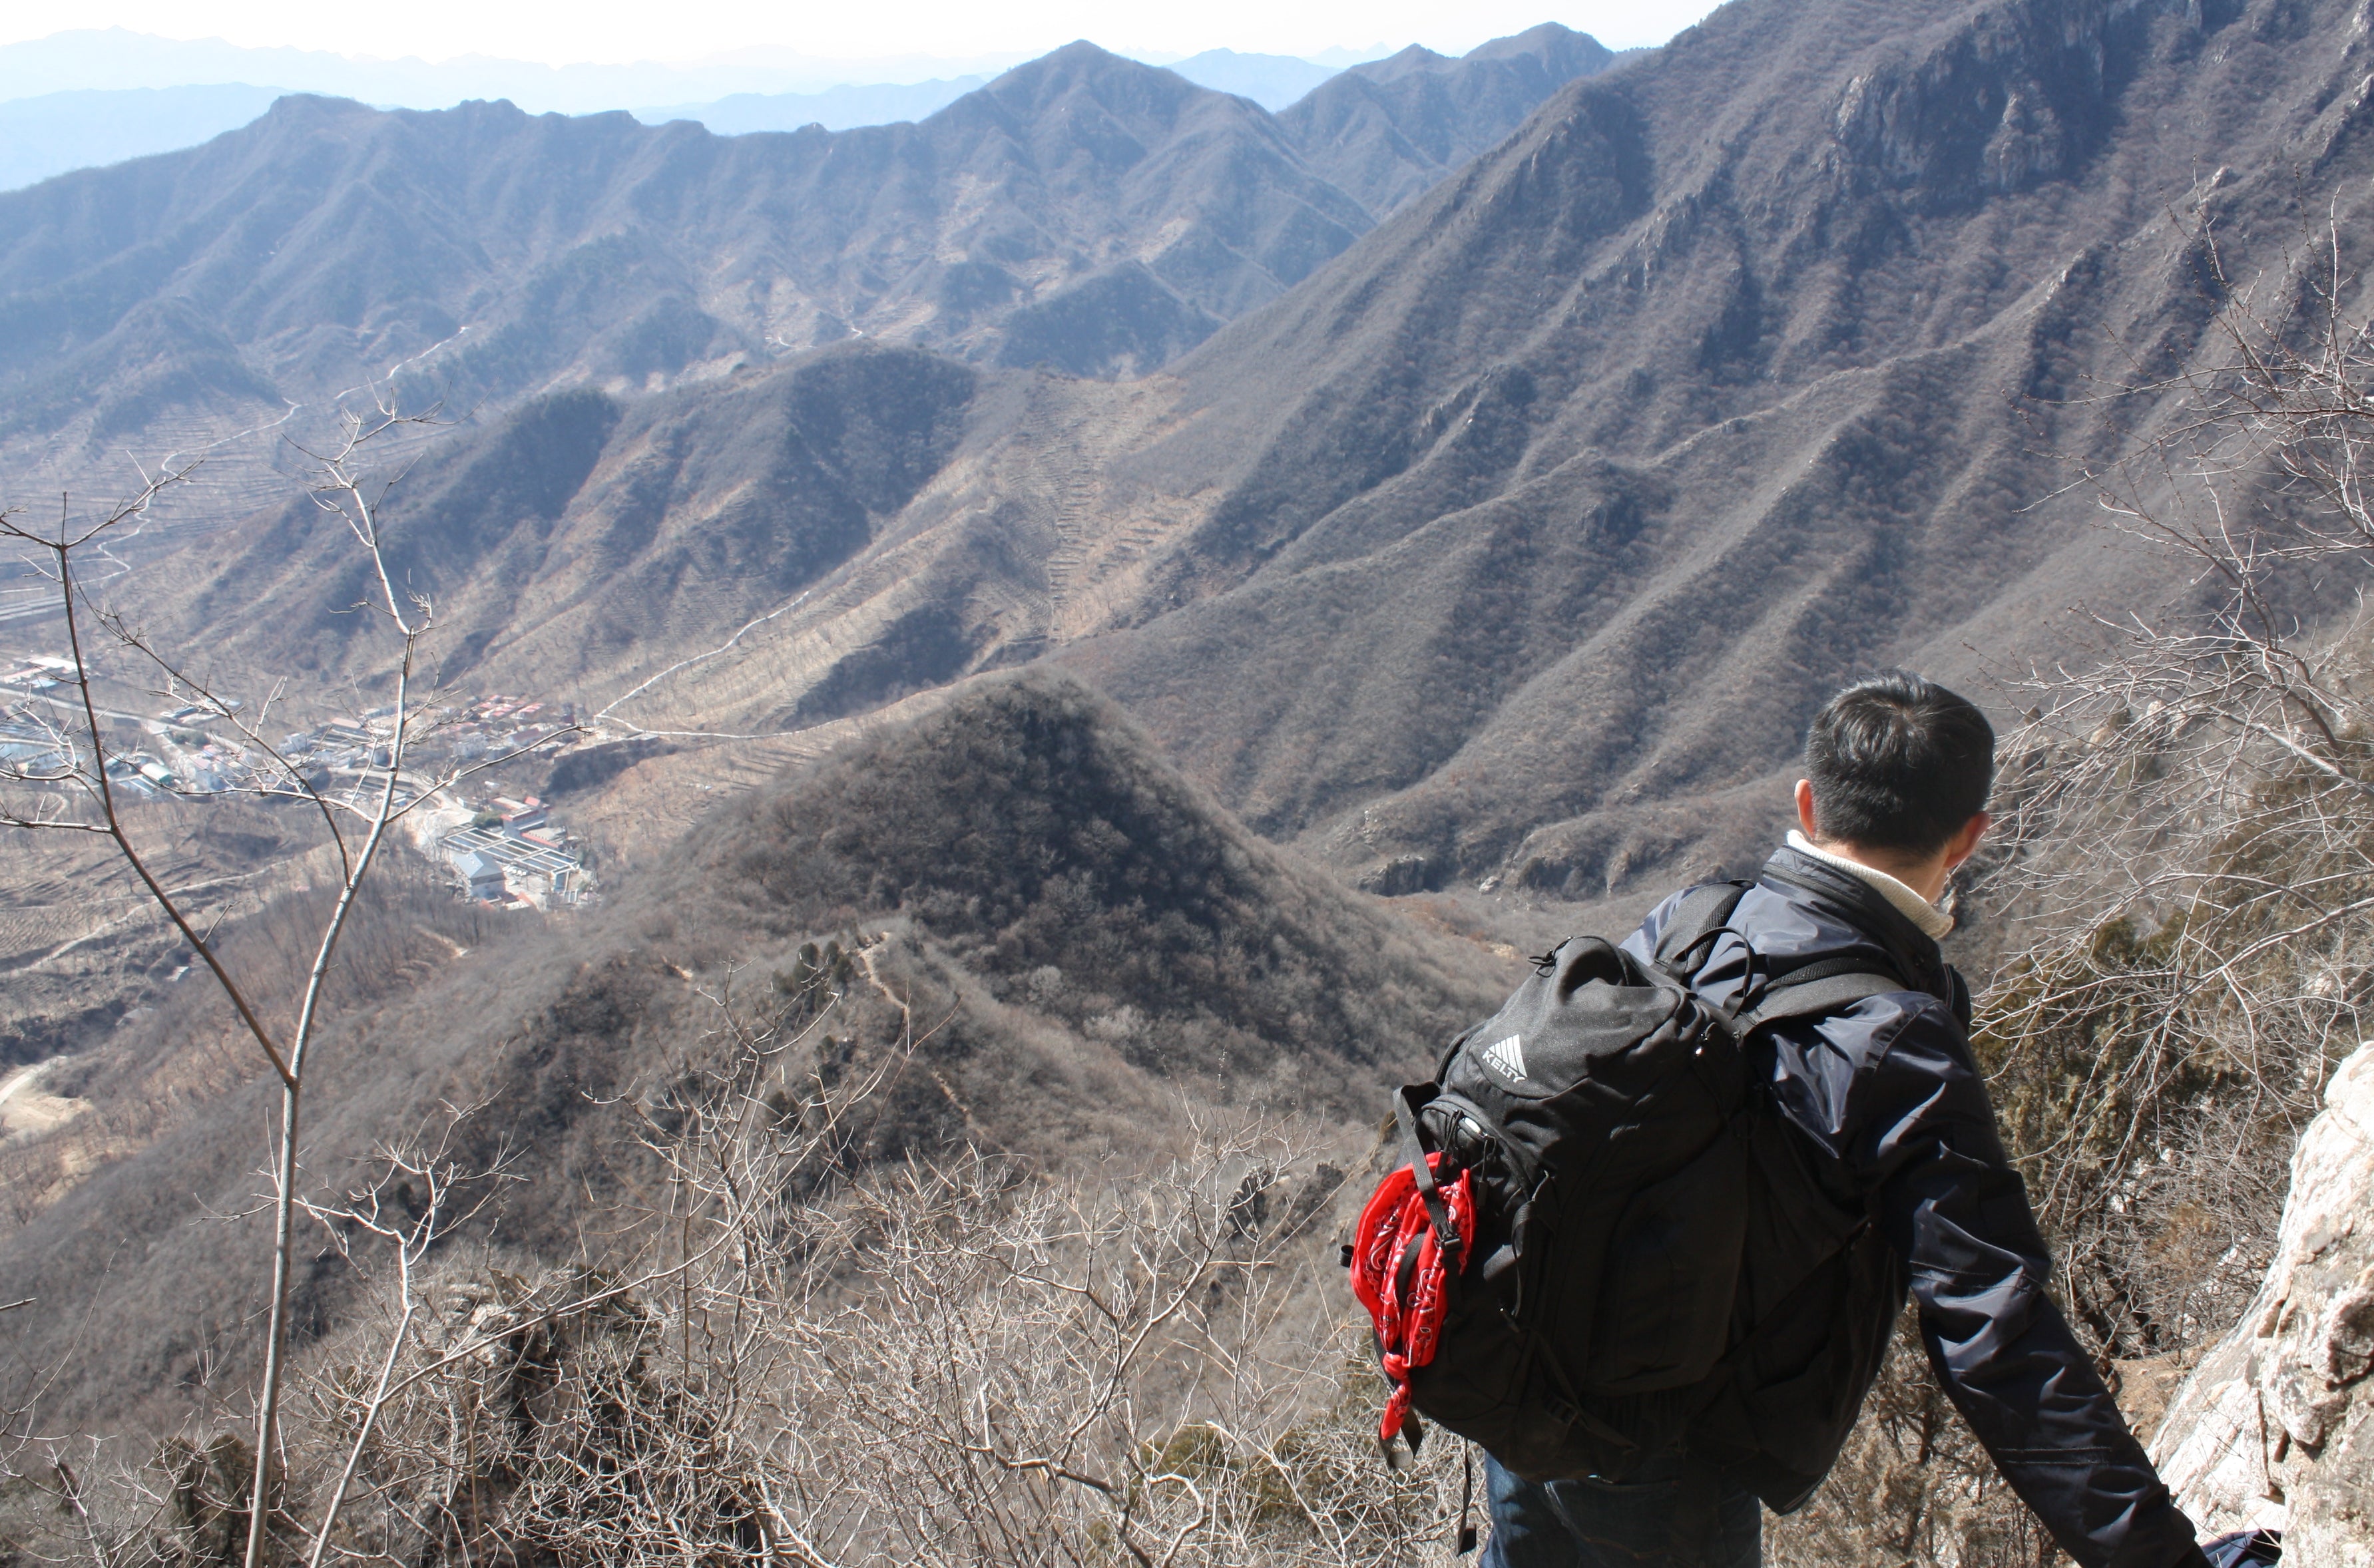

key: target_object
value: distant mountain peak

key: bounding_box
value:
[1349,45,1454,84]
[1041,39,1130,66]
[1468,20,1590,57]
[974,39,1219,115]
[1278,21,1623,214]
[996,39,1164,83]
[1156,48,1340,111]
[252,91,379,122]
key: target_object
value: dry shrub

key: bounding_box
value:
[0,960,1471,1568]
[261,1135,1465,1567]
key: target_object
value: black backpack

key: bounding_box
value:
[1367,881,1908,1483]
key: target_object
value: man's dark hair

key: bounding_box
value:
[1804,673,1995,854]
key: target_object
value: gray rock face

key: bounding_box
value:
[2153,1044,2374,1567]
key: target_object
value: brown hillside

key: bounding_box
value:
[0,671,1504,1432]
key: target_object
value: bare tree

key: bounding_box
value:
[0,390,583,1568]
[0,922,1461,1568]
[1984,207,2374,1358]
[284,1113,523,1568]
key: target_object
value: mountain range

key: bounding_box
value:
[0,45,1405,197]
[0,22,1618,482]
[3,0,2371,1456]
[626,46,1386,138]
[0,20,1620,1067]
[72,0,2370,908]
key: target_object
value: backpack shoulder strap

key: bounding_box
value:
[1736,956,1909,1032]
[1651,881,1752,974]
[1653,880,1915,1030]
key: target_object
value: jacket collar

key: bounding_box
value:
[1783,830,1954,938]
[1760,844,1954,1006]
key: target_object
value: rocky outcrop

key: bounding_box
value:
[2152,1043,2374,1567]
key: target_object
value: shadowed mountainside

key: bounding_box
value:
[0,672,1504,1432]
[160,343,985,694]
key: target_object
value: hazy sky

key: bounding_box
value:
[5,1,1724,69]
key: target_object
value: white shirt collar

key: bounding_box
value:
[1784,830,1955,940]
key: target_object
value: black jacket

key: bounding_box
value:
[1622,847,2201,1568]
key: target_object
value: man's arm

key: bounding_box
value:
[1848,1007,2207,1568]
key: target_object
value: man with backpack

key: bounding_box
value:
[1352,674,2212,1568]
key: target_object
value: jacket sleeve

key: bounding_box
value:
[1842,1002,2205,1568]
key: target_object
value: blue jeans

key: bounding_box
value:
[1477,1453,1762,1568]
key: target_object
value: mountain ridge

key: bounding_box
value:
[1280,22,1624,212]
[0,23,1616,487]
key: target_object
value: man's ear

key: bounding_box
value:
[1941,811,1991,872]
[1795,779,1819,839]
